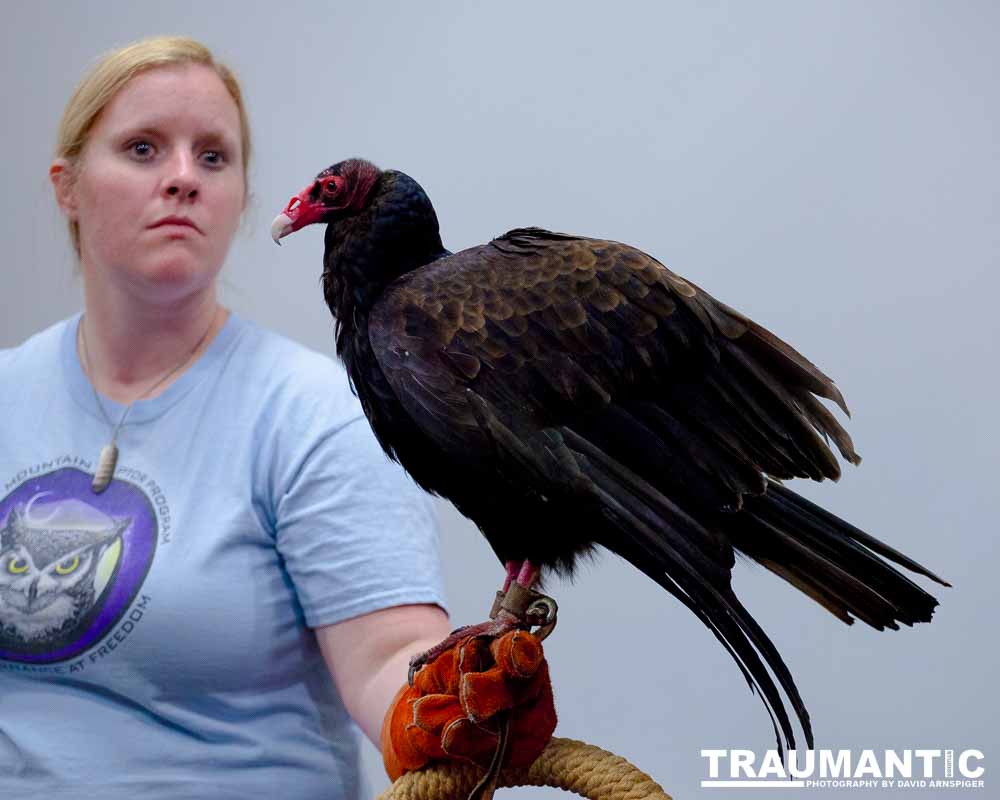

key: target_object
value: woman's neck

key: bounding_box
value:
[77,288,226,405]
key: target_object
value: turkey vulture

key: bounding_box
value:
[272,159,947,752]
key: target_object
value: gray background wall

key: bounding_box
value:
[2,2,996,797]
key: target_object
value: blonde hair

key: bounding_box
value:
[55,36,251,255]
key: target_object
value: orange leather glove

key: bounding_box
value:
[381,630,556,781]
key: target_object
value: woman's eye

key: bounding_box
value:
[129,141,155,160]
[201,150,225,167]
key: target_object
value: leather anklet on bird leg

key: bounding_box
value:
[488,584,558,641]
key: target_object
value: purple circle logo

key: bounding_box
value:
[0,467,156,663]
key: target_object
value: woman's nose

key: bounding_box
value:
[163,152,200,199]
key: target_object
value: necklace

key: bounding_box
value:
[79,310,219,494]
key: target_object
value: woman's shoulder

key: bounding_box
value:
[230,316,347,386]
[0,315,77,371]
[226,315,362,423]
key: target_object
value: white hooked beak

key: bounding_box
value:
[270,212,294,245]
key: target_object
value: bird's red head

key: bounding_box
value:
[271,159,381,244]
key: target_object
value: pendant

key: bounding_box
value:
[92,442,119,493]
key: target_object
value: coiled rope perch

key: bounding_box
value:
[377,737,672,800]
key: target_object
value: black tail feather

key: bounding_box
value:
[765,483,950,587]
[733,481,946,629]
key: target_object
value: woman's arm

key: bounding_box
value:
[315,603,451,746]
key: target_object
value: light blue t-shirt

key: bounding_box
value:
[0,313,447,798]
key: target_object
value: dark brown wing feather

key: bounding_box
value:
[370,227,857,486]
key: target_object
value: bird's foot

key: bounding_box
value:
[407,615,519,685]
[407,583,558,685]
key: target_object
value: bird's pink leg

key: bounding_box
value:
[502,560,522,592]
[515,560,539,590]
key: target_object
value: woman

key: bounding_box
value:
[0,36,450,796]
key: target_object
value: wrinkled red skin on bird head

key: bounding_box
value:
[280,162,380,234]
[278,185,329,233]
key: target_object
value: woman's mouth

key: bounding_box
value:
[150,216,202,233]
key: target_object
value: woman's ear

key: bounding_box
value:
[50,158,78,219]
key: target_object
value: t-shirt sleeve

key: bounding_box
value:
[266,373,448,628]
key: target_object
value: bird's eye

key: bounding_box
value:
[324,178,340,195]
[7,557,28,575]
[55,556,80,576]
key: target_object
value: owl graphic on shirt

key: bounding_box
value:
[0,499,127,646]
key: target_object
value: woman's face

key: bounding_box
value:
[59,64,245,306]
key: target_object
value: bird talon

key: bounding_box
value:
[407,654,426,686]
